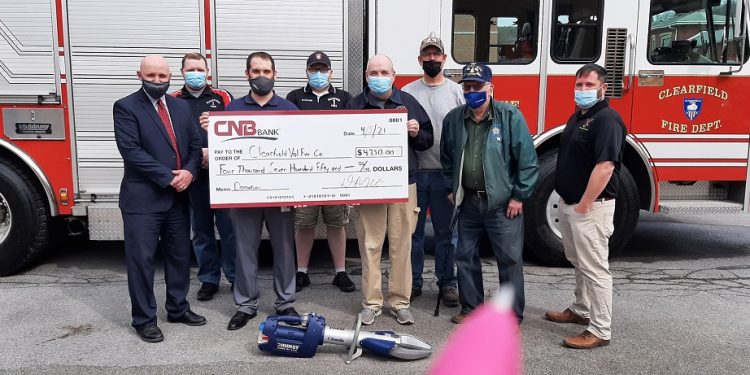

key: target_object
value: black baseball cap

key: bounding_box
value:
[307,51,331,68]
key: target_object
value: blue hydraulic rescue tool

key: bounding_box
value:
[258,313,432,362]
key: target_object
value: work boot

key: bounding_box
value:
[196,283,219,301]
[441,287,459,307]
[564,330,610,349]
[450,312,469,324]
[295,272,311,292]
[409,287,422,302]
[545,308,590,325]
[332,271,356,292]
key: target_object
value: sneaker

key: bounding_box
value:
[441,287,459,307]
[409,287,422,302]
[295,272,311,293]
[359,308,381,325]
[332,272,356,293]
[390,308,415,325]
[196,283,219,301]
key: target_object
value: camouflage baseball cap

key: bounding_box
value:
[419,33,444,53]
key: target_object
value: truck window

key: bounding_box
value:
[649,0,749,65]
[551,0,603,62]
[452,0,539,64]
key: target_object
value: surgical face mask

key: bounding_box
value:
[422,60,442,78]
[249,76,274,96]
[184,71,207,90]
[574,87,603,109]
[464,91,487,109]
[367,76,393,96]
[142,80,170,99]
[308,71,330,91]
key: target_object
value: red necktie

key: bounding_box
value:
[156,99,182,169]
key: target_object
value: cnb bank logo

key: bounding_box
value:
[214,120,279,141]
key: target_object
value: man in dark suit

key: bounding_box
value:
[113,55,207,343]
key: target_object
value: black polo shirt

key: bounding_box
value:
[555,99,626,204]
[286,84,352,110]
[172,85,233,147]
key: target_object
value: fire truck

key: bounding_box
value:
[0,0,748,274]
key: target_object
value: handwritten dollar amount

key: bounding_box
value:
[355,146,402,158]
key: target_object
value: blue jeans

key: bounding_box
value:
[454,193,525,321]
[411,171,457,290]
[188,172,236,285]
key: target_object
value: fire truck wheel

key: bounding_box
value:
[0,160,51,276]
[523,151,640,267]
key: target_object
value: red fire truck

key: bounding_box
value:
[0,0,748,274]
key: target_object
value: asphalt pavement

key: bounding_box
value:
[0,212,749,375]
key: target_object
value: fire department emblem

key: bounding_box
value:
[465,63,482,77]
[683,98,702,121]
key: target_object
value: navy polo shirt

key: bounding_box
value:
[346,86,434,184]
[226,92,299,112]
[172,85,233,147]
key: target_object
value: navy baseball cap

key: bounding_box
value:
[459,63,492,84]
[307,51,331,68]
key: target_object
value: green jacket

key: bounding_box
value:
[440,100,539,214]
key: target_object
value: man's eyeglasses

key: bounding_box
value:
[419,51,443,59]
[463,82,489,91]
[307,67,331,74]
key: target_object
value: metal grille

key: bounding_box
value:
[604,28,627,98]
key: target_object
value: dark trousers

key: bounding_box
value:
[188,173,236,285]
[411,170,457,289]
[122,195,192,329]
[454,193,525,321]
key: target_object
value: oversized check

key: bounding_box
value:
[208,109,409,208]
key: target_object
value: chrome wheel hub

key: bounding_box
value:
[545,190,562,239]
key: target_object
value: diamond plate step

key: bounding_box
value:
[659,200,744,215]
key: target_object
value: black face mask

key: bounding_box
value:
[142,80,170,99]
[422,60,442,78]
[249,76,274,96]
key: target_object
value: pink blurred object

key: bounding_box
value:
[428,285,521,375]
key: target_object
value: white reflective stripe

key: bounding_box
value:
[645,142,749,159]
[637,134,750,139]
[654,162,748,167]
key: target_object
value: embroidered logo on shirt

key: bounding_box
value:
[328,97,340,108]
[206,98,221,108]
[579,118,593,131]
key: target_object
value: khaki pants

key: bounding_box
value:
[558,199,615,340]
[354,184,419,310]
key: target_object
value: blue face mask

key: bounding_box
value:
[367,76,393,96]
[464,91,487,109]
[308,71,330,91]
[574,88,602,109]
[184,71,207,90]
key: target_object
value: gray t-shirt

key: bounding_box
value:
[402,77,465,170]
